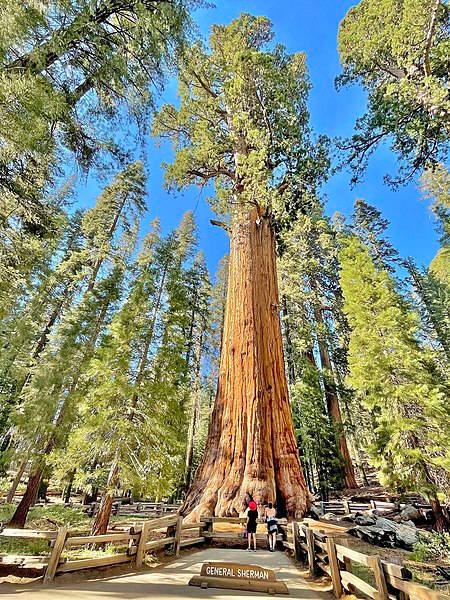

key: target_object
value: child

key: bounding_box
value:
[246,501,258,551]
[264,502,277,551]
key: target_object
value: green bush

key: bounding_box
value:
[410,532,450,562]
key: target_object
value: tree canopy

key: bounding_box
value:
[337,0,449,185]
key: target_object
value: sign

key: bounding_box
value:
[201,562,275,580]
[189,561,289,595]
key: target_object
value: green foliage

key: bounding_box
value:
[410,531,450,561]
[278,199,352,494]
[55,212,209,500]
[337,0,449,185]
[153,13,327,219]
[420,164,450,285]
[339,234,450,500]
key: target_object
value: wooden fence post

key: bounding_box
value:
[201,517,213,544]
[292,521,302,562]
[305,526,317,576]
[368,555,389,600]
[370,500,377,510]
[135,521,151,568]
[326,536,343,598]
[336,536,352,573]
[173,516,183,557]
[44,526,68,583]
[342,500,350,514]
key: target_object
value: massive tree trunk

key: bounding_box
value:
[181,210,310,520]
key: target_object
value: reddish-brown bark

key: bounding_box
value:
[181,210,310,520]
[91,461,119,536]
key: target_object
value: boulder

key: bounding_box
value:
[354,512,377,526]
[348,516,418,550]
[399,504,422,522]
[306,506,322,520]
[322,512,338,520]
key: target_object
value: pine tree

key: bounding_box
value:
[279,200,358,491]
[420,164,450,286]
[351,199,399,272]
[0,0,196,239]
[74,213,200,534]
[339,235,450,530]
[6,162,146,527]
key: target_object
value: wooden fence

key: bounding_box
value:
[0,514,205,582]
[1,515,447,600]
[314,499,431,515]
[199,516,286,544]
[280,521,447,600]
[80,500,181,518]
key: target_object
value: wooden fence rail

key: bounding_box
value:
[0,514,206,582]
[315,499,431,515]
[283,522,447,600]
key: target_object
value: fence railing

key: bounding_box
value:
[2,514,446,600]
[199,516,286,544]
[282,521,446,600]
[0,514,206,582]
[314,499,431,515]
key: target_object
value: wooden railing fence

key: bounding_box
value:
[280,522,447,600]
[0,514,206,582]
[2,515,447,600]
[315,499,431,515]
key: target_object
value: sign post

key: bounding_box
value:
[189,561,289,595]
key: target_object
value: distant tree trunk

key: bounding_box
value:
[91,461,119,536]
[281,296,296,385]
[181,210,310,520]
[8,466,44,527]
[6,459,28,503]
[430,495,449,532]
[64,470,75,503]
[184,332,203,490]
[313,302,358,489]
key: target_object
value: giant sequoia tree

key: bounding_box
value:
[153,14,325,519]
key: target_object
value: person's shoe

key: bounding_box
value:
[247,547,251,551]
[253,549,257,552]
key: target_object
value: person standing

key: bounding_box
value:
[246,501,258,551]
[265,502,278,552]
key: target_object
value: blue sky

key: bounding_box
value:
[76,0,440,278]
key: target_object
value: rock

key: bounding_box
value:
[348,525,396,547]
[347,517,418,550]
[354,511,377,526]
[339,514,355,523]
[393,522,418,549]
[399,504,422,522]
[306,506,322,520]
[402,520,416,528]
[322,512,338,520]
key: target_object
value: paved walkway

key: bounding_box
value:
[0,548,334,599]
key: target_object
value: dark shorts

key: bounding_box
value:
[247,523,257,534]
[267,519,277,533]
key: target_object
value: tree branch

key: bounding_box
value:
[424,0,441,77]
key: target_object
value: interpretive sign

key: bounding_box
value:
[189,561,289,595]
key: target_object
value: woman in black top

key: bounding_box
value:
[246,501,258,551]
